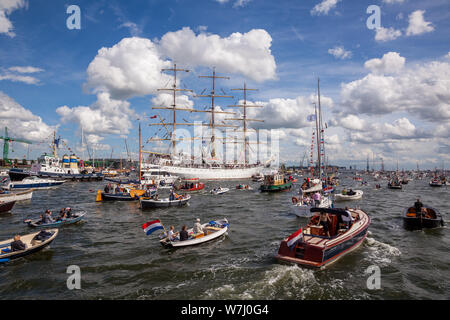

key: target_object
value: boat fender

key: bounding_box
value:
[292,197,299,204]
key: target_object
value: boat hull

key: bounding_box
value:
[0,200,16,213]
[403,206,444,230]
[101,193,138,201]
[27,213,86,228]
[0,190,33,202]
[334,190,363,202]
[4,180,64,190]
[37,171,103,181]
[160,165,263,180]
[260,182,292,192]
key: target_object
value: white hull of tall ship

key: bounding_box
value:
[292,197,333,218]
[159,165,264,180]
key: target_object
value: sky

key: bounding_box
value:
[0,0,449,170]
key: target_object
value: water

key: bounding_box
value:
[0,175,449,300]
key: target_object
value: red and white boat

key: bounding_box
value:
[276,207,370,268]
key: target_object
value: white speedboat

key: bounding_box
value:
[334,190,363,202]
[160,219,229,248]
[210,187,230,195]
[0,189,33,202]
[2,177,64,190]
[140,195,191,209]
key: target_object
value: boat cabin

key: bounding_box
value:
[263,173,285,186]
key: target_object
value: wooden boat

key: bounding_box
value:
[160,219,229,248]
[276,207,370,268]
[403,206,444,230]
[0,200,16,213]
[211,187,229,195]
[96,186,146,201]
[0,189,33,202]
[0,229,58,264]
[334,190,363,202]
[429,178,442,187]
[259,173,292,192]
[25,212,86,228]
[140,194,191,209]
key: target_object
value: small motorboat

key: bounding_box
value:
[2,177,64,190]
[160,219,229,248]
[140,194,191,209]
[96,185,146,202]
[403,206,444,230]
[292,196,333,217]
[25,212,86,228]
[251,173,264,182]
[211,187,230,195]
[429,178,443,187]
[0,200,16,213]
[388,181,402,189]
[175,181,205,192]
[0,229,58,264]
[0,189,33,202]
[276,207,370,268]
[334,190,363,202]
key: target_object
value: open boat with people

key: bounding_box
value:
[210,187,229,195]
[334,190,363,202]
[0,200,16,213]
[276,207,370,268]
[403,205,444,230]
[174,180,205,192]
[388,178,402,189]
[0,229,58,264]
[96,184,146,201]
[236,184,253,190]
[160,219,229,248]
[140,194,191,209]
[25,211,86,228]
[429,178,443,187]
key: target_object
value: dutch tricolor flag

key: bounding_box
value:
[287,228,303,250]
[142,220,164,235]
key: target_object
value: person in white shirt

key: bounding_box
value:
[167,225,178,241]
[341,207,354,229]
[193,218,204,234]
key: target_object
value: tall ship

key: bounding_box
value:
[31,132,103,181]
[143,64,271,180]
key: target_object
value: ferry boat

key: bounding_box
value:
[276,207,370,268]
[259,173,293,192]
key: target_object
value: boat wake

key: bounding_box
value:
[364,236,401,267]
[203,264,349,300]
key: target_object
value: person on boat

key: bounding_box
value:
[56,208,67,221]
[104,184,110,194]
[342,188,347,195]
[313,192,321,207]
[317,212,331,237]
[167,225,178,241]
[179,225,189,241]
[414,198,423,215]
[347,189,356,196]
[10,235,27,252]
[169,190,175,201]
[115,185,121,194]
[193,218,204,235]
[42,210,54,224]
[65,208,73,218]
[341,207,354,229]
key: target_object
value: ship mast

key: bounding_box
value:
[196,68,234,158]
[149,64,237,161]
[227,82,264,165]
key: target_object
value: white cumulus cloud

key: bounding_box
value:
[375,27,402,42]
[0,0,27,37]
[364,52,406,75]
[328,46,352,60]
[406,10,434,36]
[311,0,341,16]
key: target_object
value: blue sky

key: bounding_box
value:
[0,0,449,169]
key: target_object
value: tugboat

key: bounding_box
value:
[259,173,293,192]
[29,132,102,181]
[276,207,370,268]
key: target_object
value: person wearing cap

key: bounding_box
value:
[193,218,204,235]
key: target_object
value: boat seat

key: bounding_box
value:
[205,227,221,231]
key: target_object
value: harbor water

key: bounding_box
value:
[0,174,449,300]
